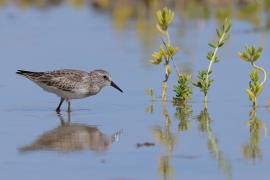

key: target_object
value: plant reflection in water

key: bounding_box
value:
[196,107,232,180]
[147,97,233,180]
[243,107,267,162]
[145,88,156,113]
[151,101,176,180]
[174,104,192,133]
[19,112,122,153]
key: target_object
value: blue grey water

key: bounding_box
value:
[0,4,270,180]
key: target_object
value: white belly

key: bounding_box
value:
[37,83,91,99]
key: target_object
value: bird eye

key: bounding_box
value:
[103,75,107,79]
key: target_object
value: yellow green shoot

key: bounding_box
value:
[193,18,231,107]
[238,45,266,107]
[149,7,179,101]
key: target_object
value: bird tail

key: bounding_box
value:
[16,70,44,80]
[16,70,35,75]
[18,144,41,153]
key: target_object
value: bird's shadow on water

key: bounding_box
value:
[18,112,122,154]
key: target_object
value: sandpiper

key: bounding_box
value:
[16,69,123,112]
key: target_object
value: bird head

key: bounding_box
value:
[90,70,123,93]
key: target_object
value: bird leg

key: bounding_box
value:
[67,111,71,124]
[67,100,72,112]
[56,98,64,112]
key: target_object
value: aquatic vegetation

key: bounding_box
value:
[173,74,192,107]
[151,104,176,152]
[243,108,267,162]
[151,102,176,180]
[145,88,155,113]
[196,108,232,180]
[238,45,267,107]
[149,7,179,101]
[159,155,174,180]
[196,108,211,133]
[174,105,192,132]
[145,88,155,101]
[193,18,231,107]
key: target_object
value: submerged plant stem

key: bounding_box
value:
[162,82,168,101]
[204,95,208,109]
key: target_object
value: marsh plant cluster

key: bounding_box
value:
[149,7,267,110]
[145,7,268,177]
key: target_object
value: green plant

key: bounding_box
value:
[145,88,155,101]
[243,108,267,161]
[196,107,211,133]
[193,70,213,104]
[193,19,231,106]
[173,74,192,106]
[195,108,232,179]
[174,105,192,132]
[145,88,155,113]
[149,7,179,101]
[238,45,266,107]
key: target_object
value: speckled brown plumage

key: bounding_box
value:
[17,69,123,112]
[17,69,89,92]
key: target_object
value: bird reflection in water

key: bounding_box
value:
[19,113,122,153]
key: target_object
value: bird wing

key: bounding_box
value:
[32,70,88,92]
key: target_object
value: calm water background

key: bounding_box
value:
[0,1,270,180]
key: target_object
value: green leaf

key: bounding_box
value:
[257,47,263,54]
[246,89,255,101]
[256,85,263,96]
[245,44,251,54]
[149,50,163,64]
[207,51,214,60]
[216,28,222,37]
[224,19,232,33]
[214,56,219,63]
[251,45,256,55]
[208,42,218,48]
[253,53,260,61]
[156,7,175,32]
[218,41,224,47]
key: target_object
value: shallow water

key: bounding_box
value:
[1,2,270,180]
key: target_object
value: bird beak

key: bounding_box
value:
[111,81,123,93]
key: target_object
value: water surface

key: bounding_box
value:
[1,1,270,180]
